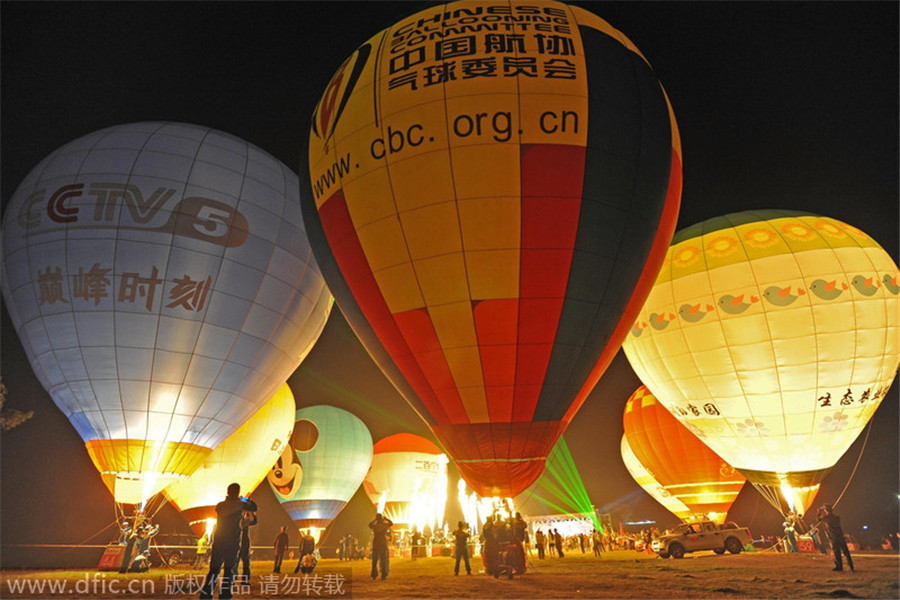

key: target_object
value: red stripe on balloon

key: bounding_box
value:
[432,420,565,497]
[394,310,468,423]
[317,191,453,424]
[562,148,684,424]
[513,144,584,421]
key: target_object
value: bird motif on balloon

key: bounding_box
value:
[851,275,879,296]
[717,293,758,315]
[630,322,649,338]
[648,312,676,330]
[809,279,846,301]
[678,303,714,323]
[883,274,900,295]
[763,285,805,307]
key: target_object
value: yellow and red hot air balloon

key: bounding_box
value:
[362,433,448,531]
[623,211,900,515]
[165,384,296,536]
[300,0,682,497]
[623,386,745,524]
[620,434,694,523]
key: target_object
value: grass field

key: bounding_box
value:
[2,549,898,599]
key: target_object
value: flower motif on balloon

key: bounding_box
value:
[813,220,846,239]
[742,227,779,248]
[780,222,816,242]
[820,412,850,433]
[706,235,740,257]
[735,418,770,437]
[672,244,702,268]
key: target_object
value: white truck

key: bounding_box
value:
[653,520,753,559]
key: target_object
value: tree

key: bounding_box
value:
[0,379,33,431]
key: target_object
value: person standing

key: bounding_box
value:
[816,504,854,572]
[452,521,471,575]
[199,483,256,600]
[554,529,565,558]
[294,530,316,574]
[273,527,289,573]
[592,529,603,557]
[194,532,209,570]
[369,513,393,580]
[534,528,546,559]
[237,505,257,586]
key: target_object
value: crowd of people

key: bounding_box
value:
[109,482,887,600]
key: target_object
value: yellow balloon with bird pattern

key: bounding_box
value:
[623,210,900,515]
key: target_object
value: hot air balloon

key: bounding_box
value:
[622,386,745,523]
[623,211,900,515]
[0,122,333,508]
[165,383,296,536]
[299,0,682,497]
[362,433,448,531]
[267,405,373,538]
[620,434,694,523]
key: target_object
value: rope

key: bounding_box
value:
[831,419,873,509]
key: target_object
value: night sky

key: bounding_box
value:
[1,2,897,567]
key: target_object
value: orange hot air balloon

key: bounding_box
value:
[300,0,682,497]
[623,386,745,524]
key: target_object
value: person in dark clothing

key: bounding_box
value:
[369,513,393,580]
[554,529,565,558]
[237,505,257,586]
[199,483,257,600]
[273,527,289,573]
[453,521,471,575]
[535,529,546,559]
[816,504,854,571]
[294,530,317,574]
[482,515,500,577]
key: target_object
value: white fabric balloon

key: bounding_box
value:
[1,122,332,503]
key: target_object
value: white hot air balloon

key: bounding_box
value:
[1,122,333,507]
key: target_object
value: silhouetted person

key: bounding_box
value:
[294,529,317,574]
[816,504,854,571]
[554,529,565,558]
[453,521,471,575]
[237,504,257,586]
[535,528,546,559]
[368,513,393,580]
[199,483,256,599]
[273,527,289,573]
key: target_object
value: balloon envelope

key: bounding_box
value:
[300,0,682,497]
[623,211,899,513]
[620,434,694,523]
[165,383,296,536]
[623,386,745,523]
[267,405,373,529]
[362,433,446,529]
[1,122,333,504]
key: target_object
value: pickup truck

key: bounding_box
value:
[653,521,752,559]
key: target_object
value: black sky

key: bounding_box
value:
[1,1,897,566]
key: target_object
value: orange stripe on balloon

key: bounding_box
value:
[318,191,452,425]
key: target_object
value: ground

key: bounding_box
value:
[1,549,898,599]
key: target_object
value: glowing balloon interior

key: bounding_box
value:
[362,433,448,531]
[0,122,333,505]
[267,405,373,530]
[300,0,682,497]
[623,211,899,514]
[620,434,694,522]
[622,386,745,523]
[165,383,296,536]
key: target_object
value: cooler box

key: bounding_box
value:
[98,545,127,571]
[796,536,817,553]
